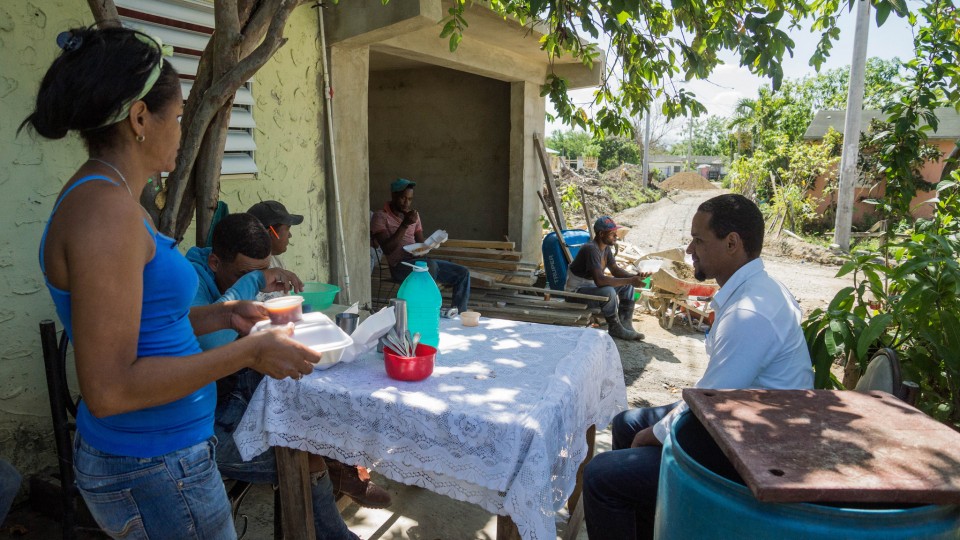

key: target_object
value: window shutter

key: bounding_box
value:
[115,0,258,176]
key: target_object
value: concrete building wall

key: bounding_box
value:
[368,66,510,241]
[0,0,92,474]
[0,2,329,477]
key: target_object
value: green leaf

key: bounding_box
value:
[856,313,893,361]
[828,287,856,312]
[826,320,842,356]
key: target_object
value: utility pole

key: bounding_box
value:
[642,110,651,188]
[833,0,871,252]
[686,117,693,171]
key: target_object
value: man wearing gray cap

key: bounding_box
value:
[247,200,303,270]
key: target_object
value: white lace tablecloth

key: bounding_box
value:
[235,318,627,540]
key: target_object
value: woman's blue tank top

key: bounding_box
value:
[39,175,215,458]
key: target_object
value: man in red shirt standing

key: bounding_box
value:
[371,178,470,313]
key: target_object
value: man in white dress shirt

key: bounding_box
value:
[582,194,814,540]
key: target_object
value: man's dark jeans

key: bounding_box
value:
[583,401,681,540]
[214,369,358,540]
[390,258,471,313]
[576,284,635,318]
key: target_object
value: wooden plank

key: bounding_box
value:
[482,291,590,310]
[683,389,960,505]
[578,185,594,241]
[477,282,608,302]
[428,255,527,271]
[443,239,515,250]
[480,305,585,324]
[275,447,316,540]
[538,191,573,264]
[534,133,567,230]
[480,310,588,326]
[466,270,499,287]
[430,246,523,261]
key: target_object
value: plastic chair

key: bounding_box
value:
[39,320,281,539]
[853,348,919,405]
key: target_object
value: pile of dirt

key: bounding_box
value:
[764,234,845,265]
[553,163,660,229]
[659,171,718,191]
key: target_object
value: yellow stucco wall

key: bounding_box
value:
[0,1,329,475]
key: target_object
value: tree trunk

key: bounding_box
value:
[87,0,306,244]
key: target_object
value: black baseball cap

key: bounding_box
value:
[247,201,304,227]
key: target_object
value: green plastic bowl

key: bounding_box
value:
[296,282,340,310]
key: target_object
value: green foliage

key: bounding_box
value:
[727,150,775,201]
[669,115,732,158]
[727,131,839,234]
[803,0,960,429]
[598,137,641,171]
[546,130,594,158]
[803,180,960,429]
[559,184,582,214]
[437,0,908,137]
[727,59,904,158]
[857,119,941,224]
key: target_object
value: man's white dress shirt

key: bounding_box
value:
[652,258,814,442]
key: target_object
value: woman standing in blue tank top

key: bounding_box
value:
[21,27,323,539]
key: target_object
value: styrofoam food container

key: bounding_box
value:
[252,312,353,370]
[636,259,665,274]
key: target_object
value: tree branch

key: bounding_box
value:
[86,0,121,28]
[160,0,302,234]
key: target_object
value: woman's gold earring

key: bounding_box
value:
[136,134,145,143]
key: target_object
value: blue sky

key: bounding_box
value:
[547,2,917,134]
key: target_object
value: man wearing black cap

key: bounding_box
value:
[248,200,303,270]
[566,216,647,341]
[371,178,471,313]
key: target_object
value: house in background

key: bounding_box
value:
[803,108,960,223]
[0,0,599,478]
[647,154,726,180]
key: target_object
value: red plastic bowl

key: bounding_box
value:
[383,343,436,382]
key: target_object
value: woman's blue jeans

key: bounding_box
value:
[73,433,235,540]
[583,402,681,540]
[214,369,357,540]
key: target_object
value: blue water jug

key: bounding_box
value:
[397,261,442,348]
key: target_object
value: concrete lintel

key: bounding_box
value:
[551,60,603,89]
[377,29,549,84]
[324,0,442,47]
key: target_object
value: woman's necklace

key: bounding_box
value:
[89,158,134,198]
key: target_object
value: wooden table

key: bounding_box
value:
[235,318,627,540]
[683,388,960,504]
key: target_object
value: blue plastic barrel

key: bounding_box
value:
[542,229,592,290]
[655,411,960,539]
